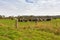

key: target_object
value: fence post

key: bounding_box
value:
[15,18,18,28]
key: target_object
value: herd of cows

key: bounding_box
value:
[0,15,59,22]
[17,15,60,22]
[17,16,58,22]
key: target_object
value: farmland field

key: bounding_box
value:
[0,19,60,40]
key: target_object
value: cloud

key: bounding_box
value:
[0,0,60,16]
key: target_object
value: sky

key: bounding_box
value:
[0,0,60,16]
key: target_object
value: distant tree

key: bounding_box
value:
[0,15,5,19]
[8,16,14,20]
[0,15,2,19]
[2,15,5,19]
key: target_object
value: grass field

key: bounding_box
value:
[0,19,60,40]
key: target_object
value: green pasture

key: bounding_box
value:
[0,19,60,40]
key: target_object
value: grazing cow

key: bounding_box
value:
[39,18,43,21]
[23,19,27,22]
[18,19,23,22]
[29,19,32,21]
[46,18,51,21]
